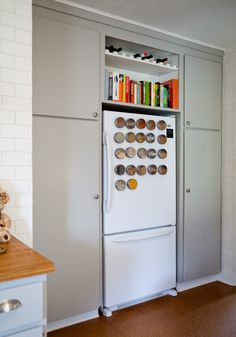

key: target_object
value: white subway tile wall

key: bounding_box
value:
[0,0,32,247]
[221,47,236,284]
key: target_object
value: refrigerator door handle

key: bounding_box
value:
[112,228,174,243]
[104,131,113,213]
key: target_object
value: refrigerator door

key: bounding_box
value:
[103,110,176,234]
[103,226,176,308]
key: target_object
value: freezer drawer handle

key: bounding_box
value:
[104,132,113,213]
[112,228,173,243]
[0,299,22,314]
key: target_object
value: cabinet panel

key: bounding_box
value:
[0,283,42,334]
[33,12,100,120]
[185,55,221,129]
[184,129,221,281]
[33,116,100,322]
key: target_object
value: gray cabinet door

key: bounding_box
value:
[184,129,221,281]
[185,55,221,130]
[33,11,100,120]
[33,116,100,322]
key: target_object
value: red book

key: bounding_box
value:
[118,74,123,102]
[161,79,179,109]
[126,76,130,102]
[130,80,135,104]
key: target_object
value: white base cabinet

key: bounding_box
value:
[0,276,46,337]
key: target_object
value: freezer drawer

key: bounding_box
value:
[104,226,176,308]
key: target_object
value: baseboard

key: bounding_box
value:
[218,270,236,286]
[47,310,99,332]
[177,273,220,292]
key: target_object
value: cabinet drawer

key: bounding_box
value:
[10,327,42,337]
[0,282,43,334]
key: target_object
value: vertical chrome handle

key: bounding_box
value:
[0,299,22,314]
[104,132,112,213]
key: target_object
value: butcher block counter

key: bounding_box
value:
[0,236,54,337]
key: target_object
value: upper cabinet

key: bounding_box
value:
[103,37,180,113]
[185,55,222,130]
[33,14,100,120]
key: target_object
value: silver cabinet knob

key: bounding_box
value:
[186,121,191,126]
[186,189,191,193]
[93,194,99,199]
[93,112,98,118]
[0,299,22,314]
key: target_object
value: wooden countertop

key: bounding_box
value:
[0,236,54,283]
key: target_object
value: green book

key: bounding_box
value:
[145,81,150,106]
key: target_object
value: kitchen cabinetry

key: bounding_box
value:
[33,7,101,325]
[185,55,221,130]
[184,129,221,281]
[33,10,100,120]
[183,54,222,282]
[33,0,223,326]
[0,236,54,337]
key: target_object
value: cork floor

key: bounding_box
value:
[48,281,236,337]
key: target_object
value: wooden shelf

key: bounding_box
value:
[102,100,180,114]
[105,51,178,76]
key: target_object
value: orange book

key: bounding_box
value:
[119,74,123,102]
[161,79,179,109]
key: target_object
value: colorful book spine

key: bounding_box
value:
[134,82,137,104]
[112,71,119,101]
[130,80,134,104]
[108,71,113,100]
[145,81,150,106]
[122,74,126,102]
[155,82,160,106]
[126,76,130,103]
[119,74,123,102]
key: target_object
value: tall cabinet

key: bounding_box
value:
[33,8,101,324]
[183,55,222,281]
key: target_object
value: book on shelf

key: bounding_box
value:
[105,70,178,109]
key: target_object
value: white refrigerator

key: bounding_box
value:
[103,110,176,311]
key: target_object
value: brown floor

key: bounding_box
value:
[48,282,236,337]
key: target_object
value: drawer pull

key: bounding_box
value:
[0,299,22,313]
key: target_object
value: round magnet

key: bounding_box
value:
[127,179,138,190]
[148,164,157,175]
[115,117,125,128]
[125,132,136,143]
[147,149,156,159]
[157,134,167,145]
[114,164,125,175]
[114,132,124,143]
[126,118,135,129]
[158,165,168,175]
[158,149,167,159]
[115,180,126,191]
[137,165,146,176]
[146,133,155,143]
[115,148,126,159]
[126,165,136,176]
[136,132,145,143]
[157,120,167,130]
[136,118,146,129]
[137,148,147,159]
[146,120,156,130]
[126,147,136,158]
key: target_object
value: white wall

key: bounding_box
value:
[0,0,32,247]
[221,47,236,285]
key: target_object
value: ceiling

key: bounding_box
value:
[67,0,236,50]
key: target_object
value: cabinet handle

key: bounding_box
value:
[186,189,191,193]
[93,112,98,118]
[93,194,99,199]
[186,121,191,126]
[0,299,22,314]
